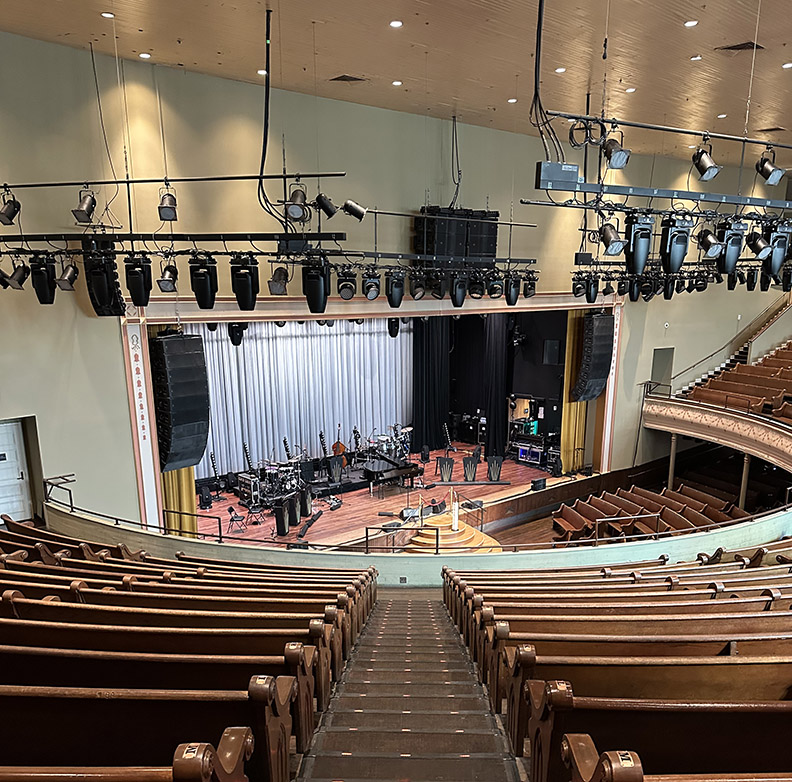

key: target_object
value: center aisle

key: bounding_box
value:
[298,592,519,781]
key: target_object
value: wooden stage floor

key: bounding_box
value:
[195,442,549,548]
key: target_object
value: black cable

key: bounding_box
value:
[448,116,463,209]
[90,43,121,224]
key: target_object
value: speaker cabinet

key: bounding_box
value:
[571,312,614,402]
[149,333,210,472]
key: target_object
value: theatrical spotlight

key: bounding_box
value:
[336,268,357,300]
[468,274,486,299]
[727,273,738,290]
[0,192,20,226]
[628,277,641,302]
[124,253,153,307]
[715,219,747,274]
[342,199,367,221]
[56,263,79,291]
[450,273,468,308]
[428,272,447,300]
[230,253,260,311]
[488,274,505,298]
[660,213,695,274]
[601,279,615,296]
[572,276,586,298]
[761,272,772,292]
[72,189,97,224]
[385,271,405,308]
[692,142,722,182]
[315,193,338,219]
[617,277,629,296]
[362,268,381,300]
[4,262,30,291]
[505,275,521,306]
[625,213,654,275]
[157,187,178,221]
[30,254,57,304]
[228,322,247,347]
[746,267,759,291]
[157,263,178,293]
[302,260,331,314]
[641,277,656,302]
[409,272,426,300]
[663,276,675,300]
[388,317,400,338]
[285,185,311,223]
[599,222,627,256]
[676,276,687,294]
[603,135,631,170]
[189,253,218,309]
[585,275,599,304]
[762,221,792,277]
[697,228,724,259]
[783,267,792,292]
[747,231,772,261]
[523,275,537,298]
[268,267,289,296]
[756,148,786,186]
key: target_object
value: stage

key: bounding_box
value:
[194,442,551,548]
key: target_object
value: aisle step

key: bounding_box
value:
[327,711,495,731]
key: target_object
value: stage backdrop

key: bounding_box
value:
[184,320,414,479]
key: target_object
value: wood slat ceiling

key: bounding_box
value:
[2,0,790,164]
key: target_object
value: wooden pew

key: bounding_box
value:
[0,682,293,782]
[706,377,784,408]
[0,727,254,782]
[688,386,766,413]
[527,679,792,782]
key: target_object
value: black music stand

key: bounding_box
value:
[462,456,479,482]
[437,457,455,482]
[327,455,344,487]
[487,456,504,482]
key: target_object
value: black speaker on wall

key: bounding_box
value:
[571,312,615,402]
[149,333,210,472]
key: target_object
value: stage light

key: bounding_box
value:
[714,272,724,284]
[354,318,364,325]
[715,219,747,274]
[410,273,426,300]
[342,199,367,221]
[663,276,675,300]
[188,253,218,309]
[760,272,772,291]
[660,213,695,273]
[228,322,247,347]
[30,254,57,304]
[317,320,326,326]
[124,253,153,307]
[72,190,97,224]
[0,193,20,226]
[727,273,738,290]
[676,277,687,294]
[747,231,772,261]
[428,273,447,300]
[468,274,486,299]
[157,263,178,293]
[230,253,260,311]
[625,213,654,275]
[603,137,631,169]
[268,266,289,296]
[783,267,792,292]
[207,322,218,332]
[388,317,400,338]
[285,186,311,223]
[158,188,178,221]
[5,262,30,290]
[385,271,405,308]
[697,228,724,259]
[450,274,468,308]
[302,262,331,314]
[617,277,629,296]
[601,279,615,296]
[56,263,79,291]
[315,193,338,219]
[487,274,504,298]
[756,149,786,186]
[628,278,641,302]
[762,221,792,277]
[692,145,722,182]
[572,277,586,298]
[584,275,599,303]
[275,321,286,327]
[523,276,536,298]
[599,222,627,256]
[695,276,708,292]
[362,269,381,300]
[746,267,759,291]
[505,275,521,305]
[336,269,357,300]
[737,270,746,285]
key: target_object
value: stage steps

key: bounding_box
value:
[297,596,518,781]
[404,515,503,554]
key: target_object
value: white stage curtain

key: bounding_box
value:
[185,320,414,479]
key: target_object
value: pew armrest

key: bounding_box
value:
[562,733,643,782]
[173,727,255,782]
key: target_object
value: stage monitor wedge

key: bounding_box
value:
[571,312,614,402]
[149,333,210,472]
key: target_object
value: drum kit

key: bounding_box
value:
[373,424,413,460]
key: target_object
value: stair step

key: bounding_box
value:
[343,682,479,696]
[328,710,494,731]
[347,669,471,682]
[334,693,488,711]
[302,754,514,781]
[316,729,502,754]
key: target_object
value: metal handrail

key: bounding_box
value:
[163,508,223,542]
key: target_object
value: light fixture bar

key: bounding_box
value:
[0,231,348,244]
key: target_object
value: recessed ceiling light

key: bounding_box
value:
[139,52,151,59]
[257,69,267,76]
[690,54,702,61]
[717,113,727,118]
[392,80,403,86]
[684,20,699,27]
[783,62,792,69]
[507,97,518,104]
[555,67,566,73]
[101,12,114,18]
[390,20,403,28]
[625,87,636,93]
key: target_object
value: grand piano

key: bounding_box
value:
[361,451,422,489]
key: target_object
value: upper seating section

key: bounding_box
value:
[0,514,376,782]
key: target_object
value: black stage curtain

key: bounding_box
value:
[484,313,509,457]
[412,317,450,451]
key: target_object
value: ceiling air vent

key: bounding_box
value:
[715,41,764,51]
[330,74,367,82]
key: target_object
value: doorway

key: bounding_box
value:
[651,347,675,391]
[0,420,33,521]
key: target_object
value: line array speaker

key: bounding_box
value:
[149,333,210,472]
[571,312,614,402]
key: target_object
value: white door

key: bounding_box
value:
[0,421,32,521]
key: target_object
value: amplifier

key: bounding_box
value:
[515,444,544,466]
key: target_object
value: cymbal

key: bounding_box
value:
[401,426,413,433]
